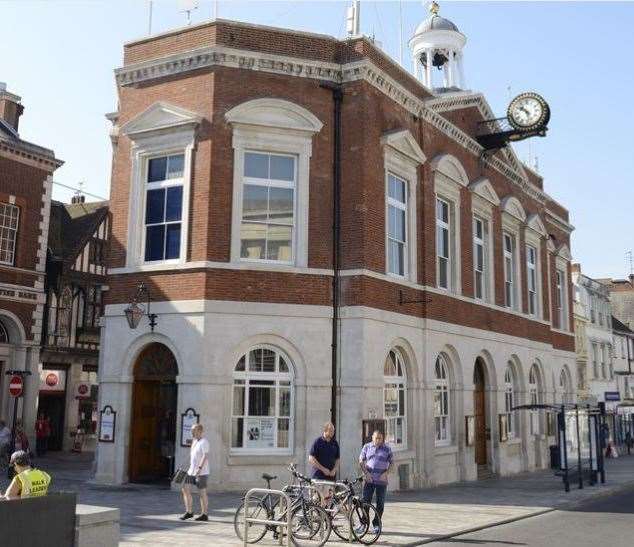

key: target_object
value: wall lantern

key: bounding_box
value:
[124,282,157,332]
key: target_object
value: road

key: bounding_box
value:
[430,485,634,547]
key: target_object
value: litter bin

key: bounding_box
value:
[549,445,560,469]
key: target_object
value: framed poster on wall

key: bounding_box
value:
[465,416,475,446]
[180,408,200,447]
[98,405,116,443]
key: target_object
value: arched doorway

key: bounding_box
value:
[473,358,488,473]
[129,343,178,483]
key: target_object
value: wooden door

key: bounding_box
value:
[129,380,161,482]
[474,363,487,465]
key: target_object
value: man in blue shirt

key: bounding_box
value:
[359,430,393,533]
[308,422,340,479]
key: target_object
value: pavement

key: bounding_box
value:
[430,485,634,546]
[2,452,634,546]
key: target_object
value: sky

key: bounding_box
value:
[1,0,632,279]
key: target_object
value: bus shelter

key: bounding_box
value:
[513,404,605,492]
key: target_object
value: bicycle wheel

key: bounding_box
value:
[234,498,269,543]
[331,500,353,542]
[290,504,332,546]
[349,501,382,545]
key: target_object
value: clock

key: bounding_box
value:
[507,92,550,132]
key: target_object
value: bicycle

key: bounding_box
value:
[234,464,331,546]
[323,476,382,545]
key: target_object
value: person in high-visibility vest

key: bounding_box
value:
[1,450,51,500]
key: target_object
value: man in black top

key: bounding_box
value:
[309,422,340,479]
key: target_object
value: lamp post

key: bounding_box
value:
[124,282,158,332]
[4,369,31,479]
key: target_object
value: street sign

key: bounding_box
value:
[8,375,23,397]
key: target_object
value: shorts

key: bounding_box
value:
[185,474,208,490]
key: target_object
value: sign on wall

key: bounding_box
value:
[74,382,91,399]
[180,408,200,447]
[245,417,276,449]
[98,405,116,443]
[465,416,475,446]
[605,392,621,402]
[39,370,66,392]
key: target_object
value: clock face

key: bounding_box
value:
[507,93,550,131]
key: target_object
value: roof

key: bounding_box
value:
[48,200,109,262]
[0,117,63,169]
[612,316,634,334]
[414,15,460,34]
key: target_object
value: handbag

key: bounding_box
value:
[172,467,187,484]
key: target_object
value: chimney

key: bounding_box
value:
[0,83,24,132]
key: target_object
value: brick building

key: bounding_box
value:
[96,7,576,489]
[0,83,63,443]
[39,196,109,451]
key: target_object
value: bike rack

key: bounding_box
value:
[243,488,292,547]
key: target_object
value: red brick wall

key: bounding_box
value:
[109,23,575,351]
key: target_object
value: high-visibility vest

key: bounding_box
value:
[16,468,51,497]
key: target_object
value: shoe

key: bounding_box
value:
[372,526,380,535]
[194,514,209,521]
[355,525,366,535]
[179,512,194,520]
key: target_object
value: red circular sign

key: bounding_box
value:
[78,384,89,395]
[9,375,23,397]
[45,373,58,387]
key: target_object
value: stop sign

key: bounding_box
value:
[9,375,23,397]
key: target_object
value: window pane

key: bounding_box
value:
[233,385,245,415]
[269,187,294,224]
[167,154,185,179]
[279,357,289,373]
[277,418,290,448]
[232,417,244,447]
[165,224,181,259]
[146,189,165,224]
[165,186,183,222]
[270,155,295,181]
[398,387,405,414]
[145,225,165,261]
[243,185,268,222]
[279,387,291,416]
[388,175,405,202]
[266,225,292,261]
[148,157,167,182]
[476,245,484,269]
[249,349,262,372]
[438,257,448,288]
[244,152,269,179]
[248,386,275,416]
[240,223,266,259]
[262,349,276,372]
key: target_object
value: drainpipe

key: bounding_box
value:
[320,81,343,430]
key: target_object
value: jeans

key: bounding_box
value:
[362,482,386,527]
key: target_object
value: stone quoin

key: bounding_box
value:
[96,6,576,490]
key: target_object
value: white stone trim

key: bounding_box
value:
[125,127,196,269]
[225,98,323,135]
[468,177,500,206]
[500,196,527,223]
[524,230,544,320]
[109,261,334,276]
[120,102,203,138]
[382,129,425,283]
[526,213,548,238]
[544,209,575,234]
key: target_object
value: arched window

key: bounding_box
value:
[384,349,407,449]
[0,320,8,344]
[529,365,541,435]
[560,368,572,405]
[434,354,451,445]
[232,347,293,453]
[504,365,517,440]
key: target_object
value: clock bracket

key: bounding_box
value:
[476,116,548,152]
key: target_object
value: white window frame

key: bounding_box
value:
[503,232,518,310]
[231,346,294,455]
[433,159,464,295]
[436,197,453,291]
[382,133,422,283]
[383,349,407,450]
[0,202,20,266]
[526,244,539,317]
[141,153,186,264]
[238,150,298,265]
[501,211,523,312]
[473,216,490,302]
[556,268,568,330]
[504,366,517,440]
[592,342,599,378]
[386,172,408,278]
[434,354,451,446]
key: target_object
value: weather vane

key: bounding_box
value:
[429,1,440,15]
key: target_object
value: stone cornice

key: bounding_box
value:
[116,45,548,205]
[0,140,63,171]
[544,208,575,234]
